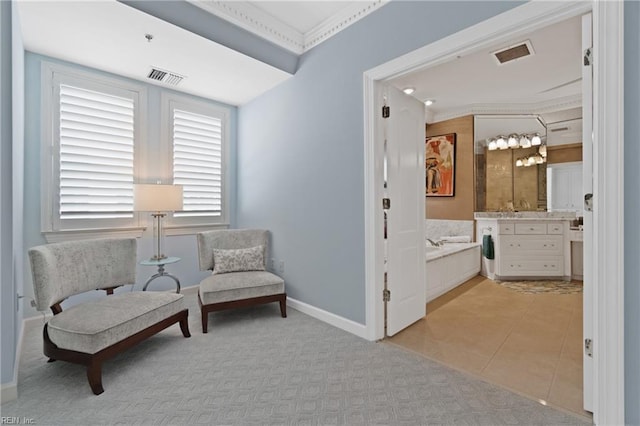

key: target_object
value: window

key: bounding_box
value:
[42,63,146,238]
[41,63,229,241]
[165,94,229,227]
[58,84,134,220]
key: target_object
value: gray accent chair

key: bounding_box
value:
[196,229,286,333]
[28,238,190,395]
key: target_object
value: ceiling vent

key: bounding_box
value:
[492,40,534,65]
[147,67,184,86]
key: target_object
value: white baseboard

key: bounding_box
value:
[0,381,18,404]
[287,297,369,340]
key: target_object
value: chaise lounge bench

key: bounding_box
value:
[28,238,190,395]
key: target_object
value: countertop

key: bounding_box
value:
[474,212,576,221]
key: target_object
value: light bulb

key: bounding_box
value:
[507,134,519,148]
[516,158,524,167]
[519,135,531,148]
[497,136,508,150]
[531,133,542,146]
[487,139,497,151]
[539,145,547,158]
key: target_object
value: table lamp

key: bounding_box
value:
[134,183,183,261]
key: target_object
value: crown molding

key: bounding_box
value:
[430,94,582,123]
[189,1,305,53]
[189,0,388,55]
[303,1,388,52]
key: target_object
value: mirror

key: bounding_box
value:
[474,115,547,212]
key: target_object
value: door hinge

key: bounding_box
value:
[584,193,593,211]
[382,105,390,118]
[382,198,391,209]
[585,338,593,357]
[583,47,592,66]
[383,288,391,302]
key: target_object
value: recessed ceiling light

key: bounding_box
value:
[402,87,415,95]
[424,99,435,106]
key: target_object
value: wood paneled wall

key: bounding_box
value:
[547,143,583,164]
[425,115,474,220]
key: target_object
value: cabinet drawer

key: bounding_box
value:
[515,223,546,235]
[500,258,564,276]
[498,223,515,234]
[500,235,563,255]
[547,223,564,234]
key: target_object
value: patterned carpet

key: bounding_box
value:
[497,280,583,294]
[1,288,588,425]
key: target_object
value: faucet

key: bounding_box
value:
[426,238,441,247]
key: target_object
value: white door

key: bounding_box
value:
[581,11,594,413]
[385,85,426,336]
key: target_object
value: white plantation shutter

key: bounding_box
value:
[58,84,135,220]
[172,108,223,217]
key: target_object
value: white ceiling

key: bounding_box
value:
[391,14,584,123]
[17,0,295,106]
[17,0,379,106]
[17,1,583,115]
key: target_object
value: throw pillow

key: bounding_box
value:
[213,245,265,274]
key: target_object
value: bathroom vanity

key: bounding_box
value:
[475,212,576,281]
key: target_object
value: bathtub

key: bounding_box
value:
[426,242,481,303]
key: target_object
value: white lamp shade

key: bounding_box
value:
[134,184,183,212]
[531,134,542,146]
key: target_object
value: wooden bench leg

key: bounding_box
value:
[179,314,191,338]
[87,360,104,395]
[279,296,287,318]
[201,309,209,334]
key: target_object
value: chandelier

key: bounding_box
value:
[486,133,546,167]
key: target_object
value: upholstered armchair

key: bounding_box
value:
[28,238,190,394]
[196,229,286,333]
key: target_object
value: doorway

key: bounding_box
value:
[363,1,624,424]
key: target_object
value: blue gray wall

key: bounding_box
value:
[237,1,639,420]
[1,0,25,387]
[20,52,238,317]
[237,1,521,323]
[624,1,640,423]
[1,0,16,385]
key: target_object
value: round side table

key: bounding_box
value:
[140,257,181,293]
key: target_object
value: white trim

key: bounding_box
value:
[188,0,305,54]
[287,297,368,340]
[592,1,625,424]
[188,0,388,54]
[363,1,624,423]
[161,91,231,229]
[40,61,147,234]
[432,94,582,123]
[303,1,389,52]
[164,223,229,236]
[0,381,17,404]
[43,227,145,243]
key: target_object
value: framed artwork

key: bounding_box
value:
[425,133,456,197]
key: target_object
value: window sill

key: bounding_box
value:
[164,223,230,236]
[42,223,230,243]
[43,227,145,243]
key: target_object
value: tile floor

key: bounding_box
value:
[387,275,592,421]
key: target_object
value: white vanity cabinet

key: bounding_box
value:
[497,222,565,278]
[475,213,574,281]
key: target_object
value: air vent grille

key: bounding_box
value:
[493,40,534,65]
[147,67,184,86]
